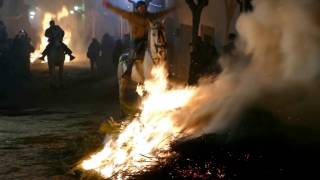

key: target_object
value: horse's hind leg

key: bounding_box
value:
[58,64,64,88]
[49,64,56,88]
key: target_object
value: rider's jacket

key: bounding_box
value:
[45,25,64,43]
[107,3,174,40]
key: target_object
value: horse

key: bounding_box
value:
[117,21,168,116]
[47,41,66,89]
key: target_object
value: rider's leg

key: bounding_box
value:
[122,39,146,80]
[39,44,52,60]
[62,43,75,60]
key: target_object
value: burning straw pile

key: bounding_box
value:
[79,63,198,178]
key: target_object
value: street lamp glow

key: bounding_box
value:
[70,10,75,14]
[29,11,36,16]
[74,6,80,11]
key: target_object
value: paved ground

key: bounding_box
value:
[0,61,121,179]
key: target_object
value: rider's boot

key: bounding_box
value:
[69,54,75,61]
[39,55,46,61]
[63,43,75,61]
[39,44,51,61]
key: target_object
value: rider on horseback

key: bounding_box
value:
[39,20,75,61]
[103,0,174,80]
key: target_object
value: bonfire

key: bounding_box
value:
[79,63,197,179]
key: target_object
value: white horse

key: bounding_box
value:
[117,21,168,115]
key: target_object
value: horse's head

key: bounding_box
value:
[148,20,167,63]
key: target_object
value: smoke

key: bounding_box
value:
[176,0,320,137]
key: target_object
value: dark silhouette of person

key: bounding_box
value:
[12,29,35,77]
[103,0,175,80]
[0,20,9,63]
[0,20,8,43]
[112,39,124,68]
[87,38,101,73]
[100,33,115,76]
[122,34,130,51]
[188,35,221,85]
[188,36,203,85]
[202,35,221,75]
[0,21,10,85]
[39,20,75,61]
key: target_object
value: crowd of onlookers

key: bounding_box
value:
[87,33,131,78]
[0,20,36,101]
[187,33,237,85]
[0,21,34,80]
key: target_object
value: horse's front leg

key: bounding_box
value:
[135,60,145,83]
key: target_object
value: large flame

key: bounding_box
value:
[80,64,197,178]
[31,6,72,63]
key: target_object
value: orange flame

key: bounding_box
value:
[80,63,196,178]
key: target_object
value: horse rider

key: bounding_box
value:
[39,20,75,61]
[103,0,175,80]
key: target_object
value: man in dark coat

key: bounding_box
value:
[87,38,101,73]
[12,30,35,77]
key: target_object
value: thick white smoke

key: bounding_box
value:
[175,0,320,136]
